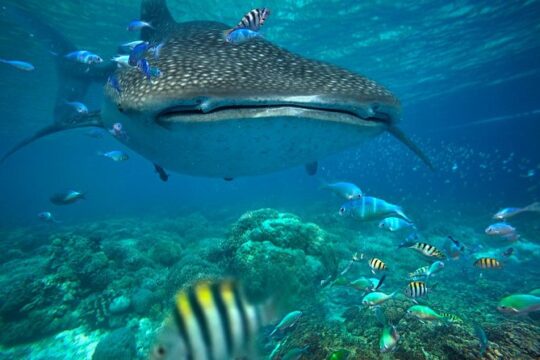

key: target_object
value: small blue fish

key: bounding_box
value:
[225,28,262,44]
[65,50,103,64]
[127,19,153,31]
[473,322,488,357]
[117,40,146,54]
[339,197,411,222]
[65,101,88,114]
[0,59,34,71]
[38,211,60,223]
[149,42,164,59]
[379,217,415,232]
[128,42,150,66]
[98,150,129,162]
[107,75,121,94]
[111,55,130,67]
[137,59,151,79]
[50,190,85,205]
[322,181,363,200]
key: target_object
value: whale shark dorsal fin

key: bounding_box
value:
[140,0,177,42]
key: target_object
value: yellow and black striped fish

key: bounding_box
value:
[440,312,463,323]
[474,257,502,269]
[150,280,273,360]
[400,241,446,259]
[369,257,388,272]
[233,8,271,32]
[404,281,430,298]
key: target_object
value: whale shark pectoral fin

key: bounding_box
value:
[1,112,103,163]
[305,161,318,176]
[386,125,435,171]
[140,0,177,42]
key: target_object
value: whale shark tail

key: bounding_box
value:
[0,4,114,163]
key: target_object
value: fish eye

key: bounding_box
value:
[153,345,166,357]
[339,207,345,214]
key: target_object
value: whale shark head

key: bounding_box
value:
[1,0,432,178]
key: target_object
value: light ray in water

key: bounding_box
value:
[431,109,540,132]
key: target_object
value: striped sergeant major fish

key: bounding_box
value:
[232,8,270,32]
[399,241,446,260]
[404,281,434,299]
[474,257,502,269]
[369,257,388,273]
[439,312,463,323]
[150,279,273,360]
[224,8,271,44]
[339,196,411,222]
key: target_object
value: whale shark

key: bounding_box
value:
[1,0,433,179]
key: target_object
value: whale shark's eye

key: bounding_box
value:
[339,207,345,214]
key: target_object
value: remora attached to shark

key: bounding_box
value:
[1,0,433,179]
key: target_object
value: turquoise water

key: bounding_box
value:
[0,1,539,359]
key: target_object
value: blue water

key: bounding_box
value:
[0,1,539,359]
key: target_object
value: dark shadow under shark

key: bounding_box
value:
[0,0,434,180]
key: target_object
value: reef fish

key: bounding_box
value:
[368,257,388,273]
[407,305,445,321]
[339,197,411,221]
[404,281,432,299]
[485,222,519,241]
[378,217,415,232]
[493,202,540,220]
[127,19,153,31]
[362,291,396,307]
[270,310,302,336]
[150,279,273,360]
[349,275,385,293]
[327,349,350,360]
[98,150,129,162]
[37,211,60,223]
[0,58,34,71]
[472,322,488,357]
[64,50,103,64]
[473,257,502,269]
[379,325,399,353]
[321,182,363,200]
[497,294,540,315]
[49,190,85,205]
[440,312,463,323]
[408,261,444,280]
[399,241,446,260]
[1,0,433,179]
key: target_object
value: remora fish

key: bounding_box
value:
[1,0,433,180]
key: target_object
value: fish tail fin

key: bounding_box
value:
[398,241,413,249]
[375,274,386,290]
[394,207,412,222]
[525,202,540,212]
[0,5,111,163]
[386,125,435,171]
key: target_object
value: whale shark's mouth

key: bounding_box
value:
[155,99,398,127]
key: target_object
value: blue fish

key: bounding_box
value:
[107,75,121,94]
[473,322,488,357]
[322,181,363,200]
[339,196,411,222]
[128,41,150,66]
[137,59,151,79]
[65,50,103,64]
[148,42,164,59]
[98,150,129,162]
[117,40,146,54]
[127,19,153,31]
[37,211,60,223]
[225,28,261,44]
[0,59,34,71]
[65,101,88,114]
[379,217,416,232]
